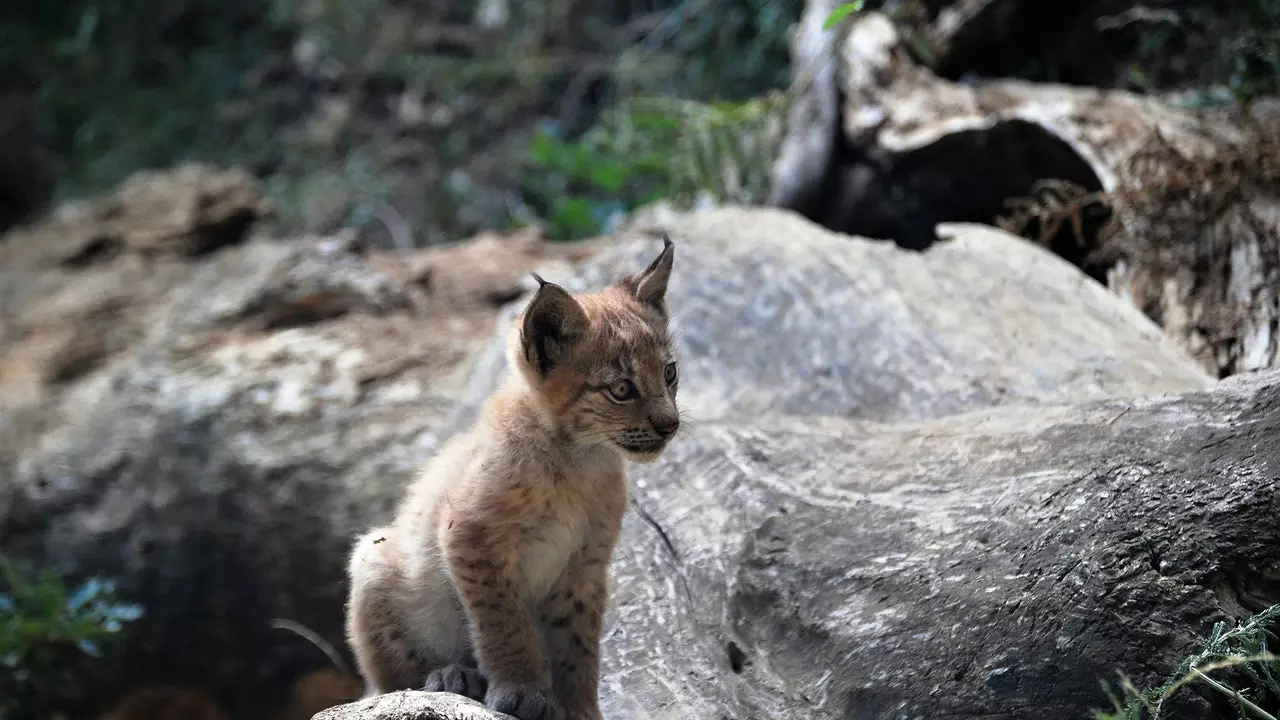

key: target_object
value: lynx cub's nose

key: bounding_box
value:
[653,416,679,437]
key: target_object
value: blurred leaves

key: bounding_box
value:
[823,0,866,30]
[519,89,786,241]
[0,559,144,720]
[0,0,272,198]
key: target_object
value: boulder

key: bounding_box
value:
[322,367,1280,720]
[0,172,595,720]
[591,368,1279,719]
[2,196,1250,720]
[456,206,1211,428]
[0,163,272,268]
[314,692,508,720]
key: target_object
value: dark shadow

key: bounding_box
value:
[810,119,1112,283]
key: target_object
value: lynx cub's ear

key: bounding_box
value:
[617,233,675,315]
[521,274,589,378]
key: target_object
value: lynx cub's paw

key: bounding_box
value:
[486,682,565,720]
[423,664,487,702]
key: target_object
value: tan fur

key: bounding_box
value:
[346,238,681,720]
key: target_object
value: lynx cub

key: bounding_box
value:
[345,237,681,720]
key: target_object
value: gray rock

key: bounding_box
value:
[457,207,1211,428]
[595,368,1279,719]
[314,692,510,720]
[324,368,1280,720]
[0,206,587,720]
[2,201,1249,720]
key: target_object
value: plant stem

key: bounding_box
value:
[1192,666,1278,720]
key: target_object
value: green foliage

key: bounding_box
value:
[1094,604,1280,720]
[519,92,786,241]
[519,114,680,242]
[823,0,866,30]
[1217,0,1280,101]
[0,1,275,199]
[0,560,144,720]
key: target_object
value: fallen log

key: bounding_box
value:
[771,8,1280,379]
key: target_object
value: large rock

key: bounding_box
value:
[0,170,595,720]
[1,197,1244,720]
[314,692,507,720]
[455,206,1210,428]
[324,367,1280,720]
[594,368,1279,719]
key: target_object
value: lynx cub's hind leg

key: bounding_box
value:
[346,529,430,693]
[348,529,478,697]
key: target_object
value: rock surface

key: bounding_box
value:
[594,368,1279,720]
[323,368,1280,720]
[0,166,597,720]
[314,692,509,720]
[457,207,1211,428]
[1,178,1257,720]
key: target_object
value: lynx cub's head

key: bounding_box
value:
[510,236,680,463]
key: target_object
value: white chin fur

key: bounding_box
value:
[620,446,666,464]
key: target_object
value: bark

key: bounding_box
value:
[767,0,844,218]
[770,8,1280,378]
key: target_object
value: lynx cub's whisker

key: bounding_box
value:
[345,237,682,720]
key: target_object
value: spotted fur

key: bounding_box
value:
[345,237,680,720]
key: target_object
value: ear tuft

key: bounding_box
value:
[520,280,588,378]
[619,233,675,315]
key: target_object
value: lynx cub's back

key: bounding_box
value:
[345,237,681,720]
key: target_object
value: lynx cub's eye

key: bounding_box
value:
[664,362,678,385]
[605,379,638,403]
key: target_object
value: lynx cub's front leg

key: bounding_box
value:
[541,523,622,720]
[440,474,564,720]
[345,236,681,720]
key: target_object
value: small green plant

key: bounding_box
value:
[1095,604,1280,720]
[823,0,866,30]
[0,559,144,720]
[519,114,681,242]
